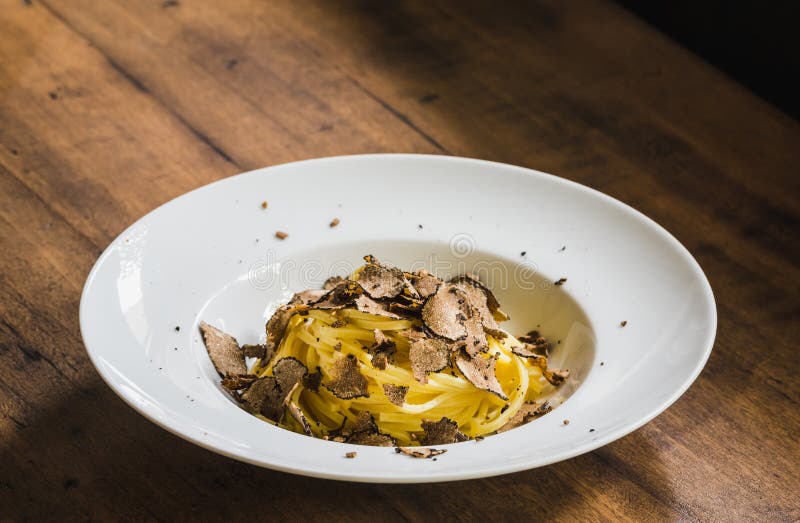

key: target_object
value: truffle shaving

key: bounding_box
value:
[497,401,553,433]
[311,280,363,309]
[272,357,308,393]
[221,373,258,391]
[199,322,247,377]
[395,447,446,459]
[408,336,451,384]
[322,275,346,290]
[240,376,284,421]
[303,369,322,392]
[460,310,489,357]
[421,284,468,340]
[383,384,408,406]
[368,329,396,370]
[356,256,407,299]
[421,417,469,445]
[264,304,307,366]
[449,275,502,331]
[450,274,509,322]
[355,294,401,319]
[325,354,369,399]
[241,343,268,359]
[410,269,442,299]
[455,350,508,400]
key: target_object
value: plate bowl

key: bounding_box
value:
[80,154,716,482]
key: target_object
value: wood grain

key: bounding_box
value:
[1,0,798,520]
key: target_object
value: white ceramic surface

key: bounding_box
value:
[80,154,716,483]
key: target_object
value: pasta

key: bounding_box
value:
[200,255,569,448]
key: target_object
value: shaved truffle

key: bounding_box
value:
[325,354,369,399]
[291,289,327,305]
[383,384,408,406]
[355,294,401,319]
[341,412,396,446]
[421,284,468,340]
[395,447,446,459]
[450,273,508,322]
[322,275,346,291]
[272,357,308,393]
[368,329,396,370]
[241,376,284,421]
[408,336,451,383]
[543,368,570,386]
[461,310,489,357]
[347,432,395,446]
[410,270,442,299]
[264,304,306,365]
[449,276,503,331]
[287,400,313,436]
[356,256,407,299]
[303,369,322,392]
[241,343,268,359]
[455,350,507,400]
[311,280,363,309]
[421,417,469,445]
[497,401,553,433]
[221,373,258,391]
[199,322,247,377]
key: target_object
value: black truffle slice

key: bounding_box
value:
[449,276,502,332]
[421,284,468,340]
[510,344,549,360]
[383,384,408,406]
[421,417,469,445]
[272,357,308,393]
[221,373,258,391]
[455,350,508,400]
[409,269,442,299]
[264,304,307,365]
[368,329,396,370]
[347,432,395,446]
[449,273,509,322]
[286,399,313,436]
[322,275,346,291]
[199,321,247,377]
[241,376,284,421]
[241,343,268,359]
[497,401,553,433]
[409,336,451,384]
[354,294,401,319]
[325,354,369,399]
[543,368,570,386]
[311,280,363,309]
[461,310,489,357]
[355,259,406,300]
[395,447,446,459]
[303,368,322,392]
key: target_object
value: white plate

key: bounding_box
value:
[80,154,716,483]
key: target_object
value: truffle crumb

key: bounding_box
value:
[520,251,526,256]
[620,320,628,327]
[563,419,570,425]
[175,326,180,331]
[418,224,423,229]
[275,231,288,240]
[554,278,567,286]
[589,428,595,432]
[329,218,340,228]
[261,201,268,209]
[559,246,566,252]
[345,452,357,459]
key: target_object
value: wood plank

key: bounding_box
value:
[0,0,798,520]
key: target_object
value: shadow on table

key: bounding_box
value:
[1,378,674,520]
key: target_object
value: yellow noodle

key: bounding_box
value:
[252,308,552,446]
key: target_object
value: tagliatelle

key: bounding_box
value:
[249,307,552,446]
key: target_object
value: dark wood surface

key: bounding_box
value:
[1,0,798,520]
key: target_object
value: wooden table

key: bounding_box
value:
[1,0,798,520]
